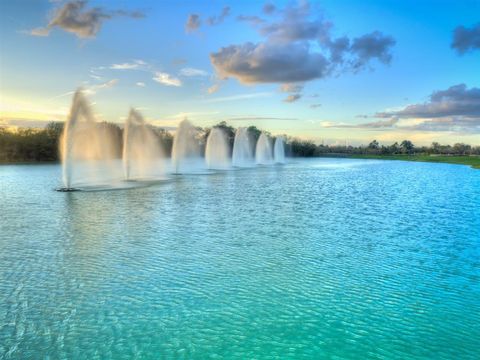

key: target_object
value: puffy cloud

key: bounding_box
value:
[29,0,144,39]
[210,42,330,84]
[210,1,395,87]
[259,2,332,44]
[153,72,182,87]
[451,23,480,54]
[401,117,480,133]
[324,115,480,134]
[136,82,146,87]
[350,31,396,70]
[283,94,302,103]
[207,6,230,26]
[376,84,480,118]
[185,14,201,33]
[179,67,208,76]
[360,84,480,133]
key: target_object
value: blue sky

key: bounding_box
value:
[0,0,479,145]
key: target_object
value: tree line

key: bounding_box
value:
[0,121,479,163]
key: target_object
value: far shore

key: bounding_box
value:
[322,154,480,169]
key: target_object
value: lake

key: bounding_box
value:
[1,158,479,359]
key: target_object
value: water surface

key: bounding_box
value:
[1,158,479,359]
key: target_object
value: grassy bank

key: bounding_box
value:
[345,154,480,169]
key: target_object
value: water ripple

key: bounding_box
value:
[0,159,479,359]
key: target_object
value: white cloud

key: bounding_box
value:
[152,72,182,87]
[136,82,146,87]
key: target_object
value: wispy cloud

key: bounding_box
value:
[322,117,399,129]
[283,94,302,103]
[179,67,208,77]
[204,92,272,103]
[29,27,50,36]
[110,60,146,70]
[236,15,265,26]
[83,79,119,95]
[207,6,230,26]
[185,14,201,33]
[186,6,230,33]
[207,84,221,94]
[228,116,297,121]
[170,111,220,119]
[136,82,146,87]
[152,72,182,86]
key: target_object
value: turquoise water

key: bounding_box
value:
[1,158,479,359]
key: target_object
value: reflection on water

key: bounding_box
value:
[1,158,479,359]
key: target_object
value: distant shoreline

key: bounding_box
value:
[1,155,479,169]
[321,154,480,169]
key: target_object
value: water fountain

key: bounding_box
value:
[255,132,273,165]
[59,91,287,190]
[123,109,165,180]
[274,136,286,164]
[205,127,230,169]
[232,127,254,167]
[171,119,200,173]
[60,89,121,190]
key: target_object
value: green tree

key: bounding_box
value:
[400,140,414,154]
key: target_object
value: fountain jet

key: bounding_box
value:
[60,89,120,189]
[232,127,254,167]
[274,136,286,164]
[123,109,165,180]
[171,119,200,173]
[205,127,230,169]
[255,132,273,165]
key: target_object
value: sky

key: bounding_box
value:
[0,0,479,146]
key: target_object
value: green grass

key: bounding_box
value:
[345,154,480,169]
